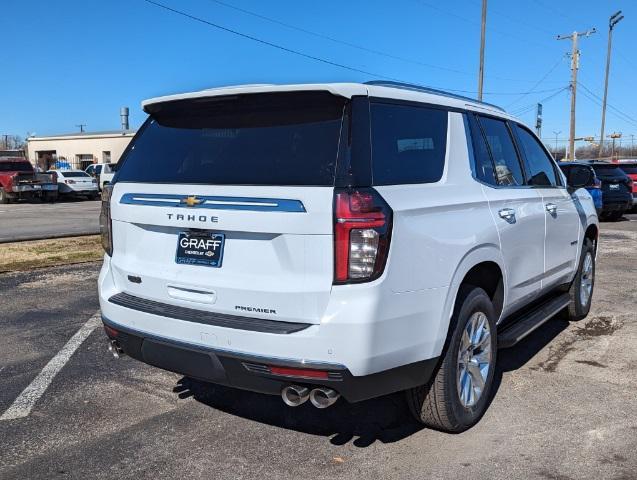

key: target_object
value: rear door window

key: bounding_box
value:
[477,116,525,186]
[466,114,497,186]
[116,92,346,186]
[513,124,559,187]
[370,102,448,185]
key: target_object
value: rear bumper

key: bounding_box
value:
[98,252,449,399]
[102,315,438,403]
[601,201,631,213]
[10,184,56,193]
[59,185,98,194]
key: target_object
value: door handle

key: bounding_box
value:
[498,208,516,223]
[545,203,557,215]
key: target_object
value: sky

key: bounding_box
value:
[2,0,636,149]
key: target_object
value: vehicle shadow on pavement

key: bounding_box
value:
[174,377,424,447]
[497,316,570,372]
[175,317,570,446]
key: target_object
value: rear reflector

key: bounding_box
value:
[269,366,329,379]
[103,325,119,338]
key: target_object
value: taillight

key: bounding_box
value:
[99,184,113,256]
[65,179,76,185]
[333,188,392,284]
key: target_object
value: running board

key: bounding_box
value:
[497,293,570,348]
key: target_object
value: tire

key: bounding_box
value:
[0,188,8,204]
[606,211,623,221]
[89,192,100,200]
[406,285,497,433]
[565,238,595,321]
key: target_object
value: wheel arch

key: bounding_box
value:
[433,245,506,357]
[584,222,599,255]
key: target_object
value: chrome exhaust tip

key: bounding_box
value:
[309,387,340,409]
[281,385,310,407]
[108,339,124,359]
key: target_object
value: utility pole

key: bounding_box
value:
[553,130,562,158]
[535,103,543,137]
[599,11,624,158]
[557,28,596,161]
[477,0,487,101]
[630,134,635,156]
[75,124,86,133]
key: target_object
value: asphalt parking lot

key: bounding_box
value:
[0,199,101,243]
[0,215,635,480]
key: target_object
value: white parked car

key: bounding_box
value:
[85,163,117,190]
[49,169,99,199]
[98,82,599,432]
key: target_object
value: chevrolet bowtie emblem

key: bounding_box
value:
[181,196,203,207]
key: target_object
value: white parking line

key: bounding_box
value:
[0,312,101,421]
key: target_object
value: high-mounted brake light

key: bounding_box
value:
[333,188,392,283]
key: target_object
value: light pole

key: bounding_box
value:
[477,0,487,101]
[553,130,562,159]
[599,11,624,158]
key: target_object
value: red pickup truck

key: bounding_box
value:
[0,150,58,203]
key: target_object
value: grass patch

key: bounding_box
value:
[0,235,103,273]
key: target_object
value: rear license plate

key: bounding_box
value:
[609,184,620,190]
[175,231,225,267]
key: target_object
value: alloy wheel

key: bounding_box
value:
[579,252,594,307]
[457,312,492,408]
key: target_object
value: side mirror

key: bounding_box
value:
[566,165,593,190]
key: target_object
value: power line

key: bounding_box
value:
[141,0,570,97]
[579,82,637,125]
[510,87,569,115]
[578,91,637,130]
[578,83,637,128]
[413,0,555,49]
[209,0,560,85]
[208,0,468,76]
[470,0,553,36]
[506,55,565,108]
[531,0,577,23]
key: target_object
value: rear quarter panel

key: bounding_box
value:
[375,112,504,356]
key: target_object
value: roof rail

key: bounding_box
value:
[364,81,505,112]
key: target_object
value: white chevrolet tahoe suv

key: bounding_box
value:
[98,82,598,432]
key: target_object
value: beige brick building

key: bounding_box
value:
[26,130,135,170]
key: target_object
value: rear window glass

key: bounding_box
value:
[618,164,637,174]
[116,92,346,186]
[370,102,447,185]
[0,161,33,172]
[591,165,625,177]
[62,171,90,178]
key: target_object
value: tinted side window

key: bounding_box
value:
[477,116,525,186]
[370,102,448,185]
[467,114,497,185]
[514,125,558,187]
